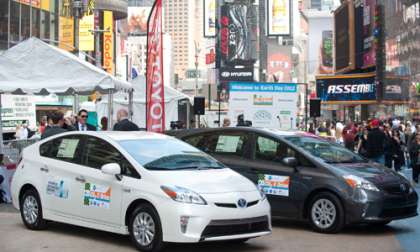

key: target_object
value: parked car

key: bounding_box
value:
[11,131,271,252]
[168,127,418,233]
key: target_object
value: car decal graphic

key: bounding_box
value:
[83,183,111,209]
[46,179,69,199]
[258,174,290,197]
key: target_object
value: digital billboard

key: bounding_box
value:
[204,0,216,37]
[334,1,355,73]
[362,0,377,68]
[220,4,256,66]
[128,7,152,36]
[267,0,291,36]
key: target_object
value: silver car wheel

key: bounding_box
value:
[311,198,336,229]
[133,212,156,247]
[22,195,39,225]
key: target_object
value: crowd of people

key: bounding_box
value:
[38,108,140,140]
[312,119,420,184]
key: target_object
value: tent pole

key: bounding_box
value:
[128,89,133,121]
[0,93,4,154]
[108,89,113,130]
[73,93,80,114]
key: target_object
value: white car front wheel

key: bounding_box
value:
[128,203,164,252]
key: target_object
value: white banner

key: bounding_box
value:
[229,82,298,130]
[1,95,37,132]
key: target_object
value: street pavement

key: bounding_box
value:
[1,186,419,252]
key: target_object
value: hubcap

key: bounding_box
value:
[22,195,39,225]
[133,212,155,246]
[311,198,336,229]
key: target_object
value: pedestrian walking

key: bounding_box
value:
[113,109,140,131]
[409,133,420,184]
[356,127,369,157]
[343,122,357,151]
[366,119,386,164]
[389,129,404,171]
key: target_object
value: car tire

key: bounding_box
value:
[308,192,344,233]
[19,188,47,230]
[128,203,165,252]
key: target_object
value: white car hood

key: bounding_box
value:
[151,168,257,194]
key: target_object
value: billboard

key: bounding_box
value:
[334,1,355,73]
[79,15,94,51]
[59,16,74,51]
[220,4,256,66]
[103,11,114,74]
[128,7,152,36]
[316,74,377,102]
[229,82,298,129]
[267,0,291,36]
[204,0,216,37]
[319,30,333,74]
[362,0,377,68]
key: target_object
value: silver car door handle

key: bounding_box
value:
[123,188,131,193]
[40,166,49,173]
[75,176,86,183]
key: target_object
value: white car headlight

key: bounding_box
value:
[257,185,267,201]
[343,174,379,192]
[161,186,207,205]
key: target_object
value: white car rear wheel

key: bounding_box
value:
[20,188,47,230]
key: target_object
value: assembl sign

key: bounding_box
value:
[316,75,376,102]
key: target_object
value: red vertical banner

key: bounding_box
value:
[146,0,165,132]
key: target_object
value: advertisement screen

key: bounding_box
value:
[362,0,377,68]
[316,74,377,102]
[267,0,291,36]
[220,4,256,66]
[229,82,298,129]
[204,0,216,37]
[128,7,152,36]
[334,2,355,72]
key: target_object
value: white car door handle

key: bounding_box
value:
[123,188,131,193]
[75,176,86,183]
[40,166,49,173]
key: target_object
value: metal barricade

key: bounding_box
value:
[2,139,39,163]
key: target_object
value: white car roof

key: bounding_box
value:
[50,131,172,142]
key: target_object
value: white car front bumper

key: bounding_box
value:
[157,191,272,243]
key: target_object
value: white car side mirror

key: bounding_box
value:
[101,163,121,177]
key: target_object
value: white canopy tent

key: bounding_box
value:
[97,76,190,130]
[0,37,133,153]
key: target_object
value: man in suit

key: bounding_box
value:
[75,109,96,131]
[113,109,140,131]
[41,111,74,139]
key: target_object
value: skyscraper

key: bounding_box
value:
[164,0,205,79]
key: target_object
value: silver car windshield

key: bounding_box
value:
[285,136,366,164]
[119,139,225,170]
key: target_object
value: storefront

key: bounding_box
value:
[316,73,378,122]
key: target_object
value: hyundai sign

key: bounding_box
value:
[316,74,376,102]
[220,67,254,82]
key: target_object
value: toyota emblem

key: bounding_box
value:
[237,198,247,209]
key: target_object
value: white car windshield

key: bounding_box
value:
[119,139,225,170]
[285,136,367,164]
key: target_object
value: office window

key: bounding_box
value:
[21,4,30,40]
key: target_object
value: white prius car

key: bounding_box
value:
[11,131,271,252]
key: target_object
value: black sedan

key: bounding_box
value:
[168,127,418,233]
